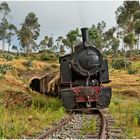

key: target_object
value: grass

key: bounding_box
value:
[107,61,140,98]
[0,53,139,138]
[109,93,140,138]
[80,115,96,136]
[108,60,140,138]
[32,94,63,110]
[0,52,62,138]
[0,92,65,139]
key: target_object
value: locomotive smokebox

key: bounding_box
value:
[81,28,89,46]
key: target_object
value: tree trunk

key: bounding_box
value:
[2,39,5,53]
[130,46,133,68]
[137,34,139,50]
[71,46,74,54]
[8,44,10,52]
[123,42,127,70]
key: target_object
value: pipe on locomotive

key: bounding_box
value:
[81,28,89,46]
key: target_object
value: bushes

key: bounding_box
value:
[22,60,33,69]
[128,69,138,75]
[81,117,96,135]
[32,95,63,110]
[0,64,14,80]
[40,53,57,61]
[3,54,14,61]
[112,59,131,69]
[0,97,65,139]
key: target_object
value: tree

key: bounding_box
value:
[60,45,65,55]
[103,27,120,56]
[134,20,140,50]
[0,18,17,53]
[116,1,140,53]
[55,36,64,53]
[39,35,54,51]
[18,12,40,54]
[48,37,53,48]
[116,1,140,31]
[7,23,17,52]
[0,2,17,52]
[12,45,18,54]
[0,18,9,52]
[0,2,10,19]
[111,37,120,56]
[88,21,106,51]
[62,28,80,53]
[39,35,49,50]
[123,32,137,61]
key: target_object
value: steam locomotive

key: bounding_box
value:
[59,28,111,109]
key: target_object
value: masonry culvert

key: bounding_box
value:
[30,78,40,92]
[29,74,53,94]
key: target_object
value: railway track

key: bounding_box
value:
[37,108,124,139]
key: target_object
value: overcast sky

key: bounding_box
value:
[7,1,123,38]
[0,1,123,50]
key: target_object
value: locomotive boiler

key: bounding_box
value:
[59,28,111,109]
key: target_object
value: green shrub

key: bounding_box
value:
[40,53,57,61]
[32,95,62,110]
[3,54,14,61]
[133,109,140,126]
[81,117,96,135]
[112,59,131,69]
[14,55,20,59]
[22,60,33,69]
[46,98,63,110]
[32,95,48,109]
[128,69,138,75]
[0,64,14,74]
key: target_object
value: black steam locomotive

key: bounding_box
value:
[59,28,111,109]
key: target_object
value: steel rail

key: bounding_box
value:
[37,112,75,139]
[98,109,107,139]
[70,108,107,139]
[37,108,107,139]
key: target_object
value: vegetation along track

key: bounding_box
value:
[37,108,124,139]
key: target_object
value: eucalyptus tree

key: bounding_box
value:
[123,32,137,61]
[0,2,10,19]
[47,37,54,48]
[59,45,65,55]
[56,36,64,54]
[0,18,9,52]
[18,12,40,54]
[56,36,63,48]
[0,2,17,52]
[39,35,49,50]
[88,21,106,51]
[116,1,140,53]
[103,27,119,56]
[7,23,17,52]
[134,20,140,51]
[62,28,81,53]
[111,37,120,56]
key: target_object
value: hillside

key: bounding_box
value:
[0,52,65,139]
[0,51,140,138]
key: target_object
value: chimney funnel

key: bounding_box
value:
[81,28,88,46]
